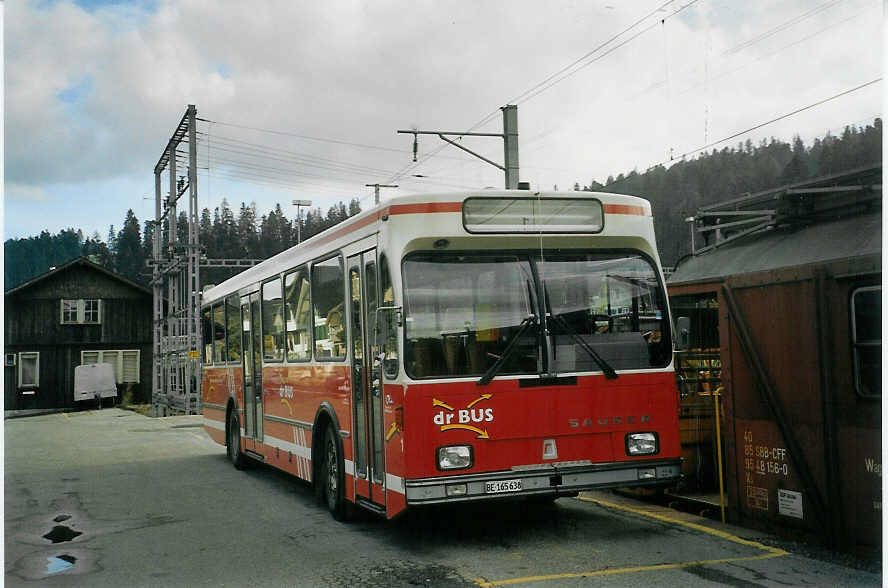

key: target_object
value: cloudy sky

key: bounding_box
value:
[4,0,883,241]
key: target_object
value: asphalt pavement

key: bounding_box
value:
[4,408,882,587]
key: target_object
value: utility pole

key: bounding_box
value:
[398,104,519,189]
[365,183,398,205]
[292,199,312,244]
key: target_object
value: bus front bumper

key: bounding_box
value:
[404,459,681,505]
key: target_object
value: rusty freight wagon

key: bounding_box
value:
[667,164,881,554]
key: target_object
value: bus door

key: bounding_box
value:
[241,292,264,445]
[348,250,386,507]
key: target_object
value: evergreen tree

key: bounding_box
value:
[348,198,362,217]
[237,202,259,258]
[116,209,144,283]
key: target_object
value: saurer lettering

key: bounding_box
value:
[568,415,651,428]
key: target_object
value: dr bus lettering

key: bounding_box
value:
[433,408,494,425]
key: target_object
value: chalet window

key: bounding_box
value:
[80,350,140,384]
[60,299,102,324]
[84,299,100,323]
[62,300,78,323]
[851,286,881,398]
[18,352,39,388]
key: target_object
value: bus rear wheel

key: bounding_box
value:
[227,409,246,470]
[322,424,349,521]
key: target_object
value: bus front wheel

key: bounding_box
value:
[322,424,349,521]
[227,410,246,470]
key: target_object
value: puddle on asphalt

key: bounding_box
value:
[10,493,176,580]
[13,549,99,581]
[43,524,83,543]
[46,554,77,574]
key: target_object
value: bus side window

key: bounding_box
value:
[285,267,312,362]
[201,307,213,363]
[380,254,399,378]
[312,256,346,360]
[212,303,226,363]
[226,294,241,362]
[262,277,285,362]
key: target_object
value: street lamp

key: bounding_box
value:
[292,199,312,244]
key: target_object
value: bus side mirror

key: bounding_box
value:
[675,316,691,351]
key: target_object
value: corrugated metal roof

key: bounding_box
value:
[668,212,881,285]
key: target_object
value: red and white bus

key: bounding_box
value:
[201,190,681,519]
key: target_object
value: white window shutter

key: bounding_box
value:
[102,351,121,383]
[122,350,140,383]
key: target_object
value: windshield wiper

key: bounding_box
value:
[477,315,537,387]
[548,312,618,380]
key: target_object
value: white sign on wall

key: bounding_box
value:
[778,489,804,519]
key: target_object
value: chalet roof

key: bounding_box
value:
[5,256,152,297]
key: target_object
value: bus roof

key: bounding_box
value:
[200,189,653,306]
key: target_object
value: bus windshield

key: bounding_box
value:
[402,251,671,379]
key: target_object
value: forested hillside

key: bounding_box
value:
[5,119,881,289]
[577,119,881,266]
[4,199,362,290]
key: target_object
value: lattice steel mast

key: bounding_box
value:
[151,105,259,415]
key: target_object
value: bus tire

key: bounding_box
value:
[227,409,246,470]
[322,424,349,521]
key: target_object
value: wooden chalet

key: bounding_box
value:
[4,257,153,410]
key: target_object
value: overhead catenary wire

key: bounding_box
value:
[631,0,862,101]
[199,143,400,180]
[192,2,876,205]
[474,0,694,130]
[208,167,360,197]
[196,132,398,176]
[628,0,871,102]
[196,130,402,172]
[196,117,409,154]
[721,0,845,56]
[515,0,700,107]
[388,0,699,184]
[657,78,881,166]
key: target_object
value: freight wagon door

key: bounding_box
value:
[348,250,386,508]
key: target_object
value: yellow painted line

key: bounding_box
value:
[473,496,788,587]
[63,413,70,420]
[475,553,785,587]
[579,497,788,556]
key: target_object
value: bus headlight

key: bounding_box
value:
[437,445,473,470]
[626,432,658,456]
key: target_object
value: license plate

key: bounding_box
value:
[485,479,523,494]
